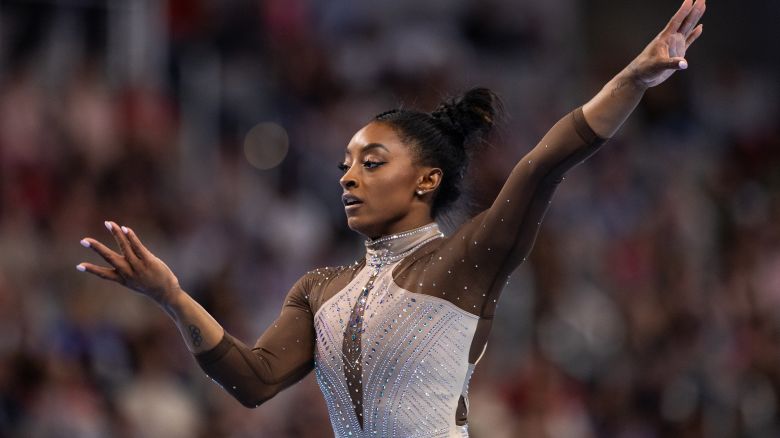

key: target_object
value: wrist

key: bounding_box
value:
[159,284,187,318]
[617,65,650,92]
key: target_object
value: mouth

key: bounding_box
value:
[342,193,364,209]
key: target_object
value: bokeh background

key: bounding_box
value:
[1,0,779,437]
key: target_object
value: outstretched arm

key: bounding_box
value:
[78,222,225,353]
[193,275,316,408]
[583,0,705,137]
[452,0,706,314]
[78,222,315,407]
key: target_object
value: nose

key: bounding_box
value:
[339,166,358,190]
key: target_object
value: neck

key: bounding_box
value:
[363,207,435,240]
[364,222,443,268]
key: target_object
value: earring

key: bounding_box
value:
[416,190,424,196]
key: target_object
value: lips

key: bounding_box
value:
[342,193,363,207]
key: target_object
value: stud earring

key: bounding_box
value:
[416,190,424,196]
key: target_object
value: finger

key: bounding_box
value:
[105,220,139,263]
[80,238,132,276]
[662,57,689,70]
[680,0,706,36]
[667,57,688,70]
[686,24,703,48]
[661,0,694,36]
[123,227,151,261]
[81,237,122,265]
[76,262,123,283]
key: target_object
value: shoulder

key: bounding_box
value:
[430,210,495,260]
[298,261,362,286]
[290,261,364,312]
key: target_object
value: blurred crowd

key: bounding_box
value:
[1,0,779,437]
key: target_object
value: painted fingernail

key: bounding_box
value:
[121,226,129,234]
[76,264,86,272]
[80,239,91,248]
[679,60,688,69]
[104,221,112,231]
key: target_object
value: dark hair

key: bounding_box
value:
[374,87,500,217]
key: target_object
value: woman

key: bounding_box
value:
[77,1,705,436]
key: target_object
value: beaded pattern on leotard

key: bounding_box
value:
[194,108,609,436]
[341,269,377,428]
[314,223,480,437]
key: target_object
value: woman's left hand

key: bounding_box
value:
[627,0,706,89]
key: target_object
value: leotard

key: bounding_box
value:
[195,107,607,437]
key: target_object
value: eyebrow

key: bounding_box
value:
[345,143,389,156]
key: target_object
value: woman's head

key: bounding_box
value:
[340,87,499,238]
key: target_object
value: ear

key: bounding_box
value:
[416,167,442,194]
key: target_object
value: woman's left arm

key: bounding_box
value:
[583,0,705,137]
[459,0,705,283]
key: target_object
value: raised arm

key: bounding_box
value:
[77,222,315,407]
[453,0,706,298]
[583,0,705,137]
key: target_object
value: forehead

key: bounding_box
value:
[345,122,409,156]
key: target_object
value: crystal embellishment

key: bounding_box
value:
[313,222,480,437]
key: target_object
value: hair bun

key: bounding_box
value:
[370,87,501,217]
[431,87,499,146]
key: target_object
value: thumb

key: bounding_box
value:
[664,57,688,70]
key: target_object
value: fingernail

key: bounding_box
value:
[121,226,129,234]
[80,239,91,248]
[105,221,112,231]
[679,60,688,69]
[76,264,86,272]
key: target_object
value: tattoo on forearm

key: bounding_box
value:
[188,324,203,347]
[611,78,629,97]
[611,67,644,98]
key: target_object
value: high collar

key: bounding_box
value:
[365,222,443,269]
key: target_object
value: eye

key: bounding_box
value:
[337,162,350,173]
[363,160,386,169]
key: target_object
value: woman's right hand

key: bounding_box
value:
[77,221,182,306]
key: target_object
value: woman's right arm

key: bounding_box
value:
[78,221,316,407]
[192,274,316,408]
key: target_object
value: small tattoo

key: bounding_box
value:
[188,324,203,347]
[611,78,629,97]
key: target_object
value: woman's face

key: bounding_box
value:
[339,122,440,239]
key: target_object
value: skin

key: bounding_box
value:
[76,0,705,355]
[582,0,705,137]
[339,121,442,239]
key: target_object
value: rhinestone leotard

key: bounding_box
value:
[195,107,607,437]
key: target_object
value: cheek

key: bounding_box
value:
[371,172,416,204]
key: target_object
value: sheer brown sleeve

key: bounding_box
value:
[194,273,316,408]
[480,107,607,264]
[445,106,609,318]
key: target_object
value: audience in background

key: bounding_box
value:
[1,1,778,437]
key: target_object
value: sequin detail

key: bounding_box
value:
[316,285,479,437]
[342,270,378,428]
[313,223,479,437]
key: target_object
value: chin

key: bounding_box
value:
[346,217,371,238]
[346,215,385,239]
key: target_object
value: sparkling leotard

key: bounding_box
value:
[195,107,607,437]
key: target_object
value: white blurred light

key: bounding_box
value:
[243,122,289,170]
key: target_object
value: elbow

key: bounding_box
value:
[237,396,265,409]
[231,386,278,409]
